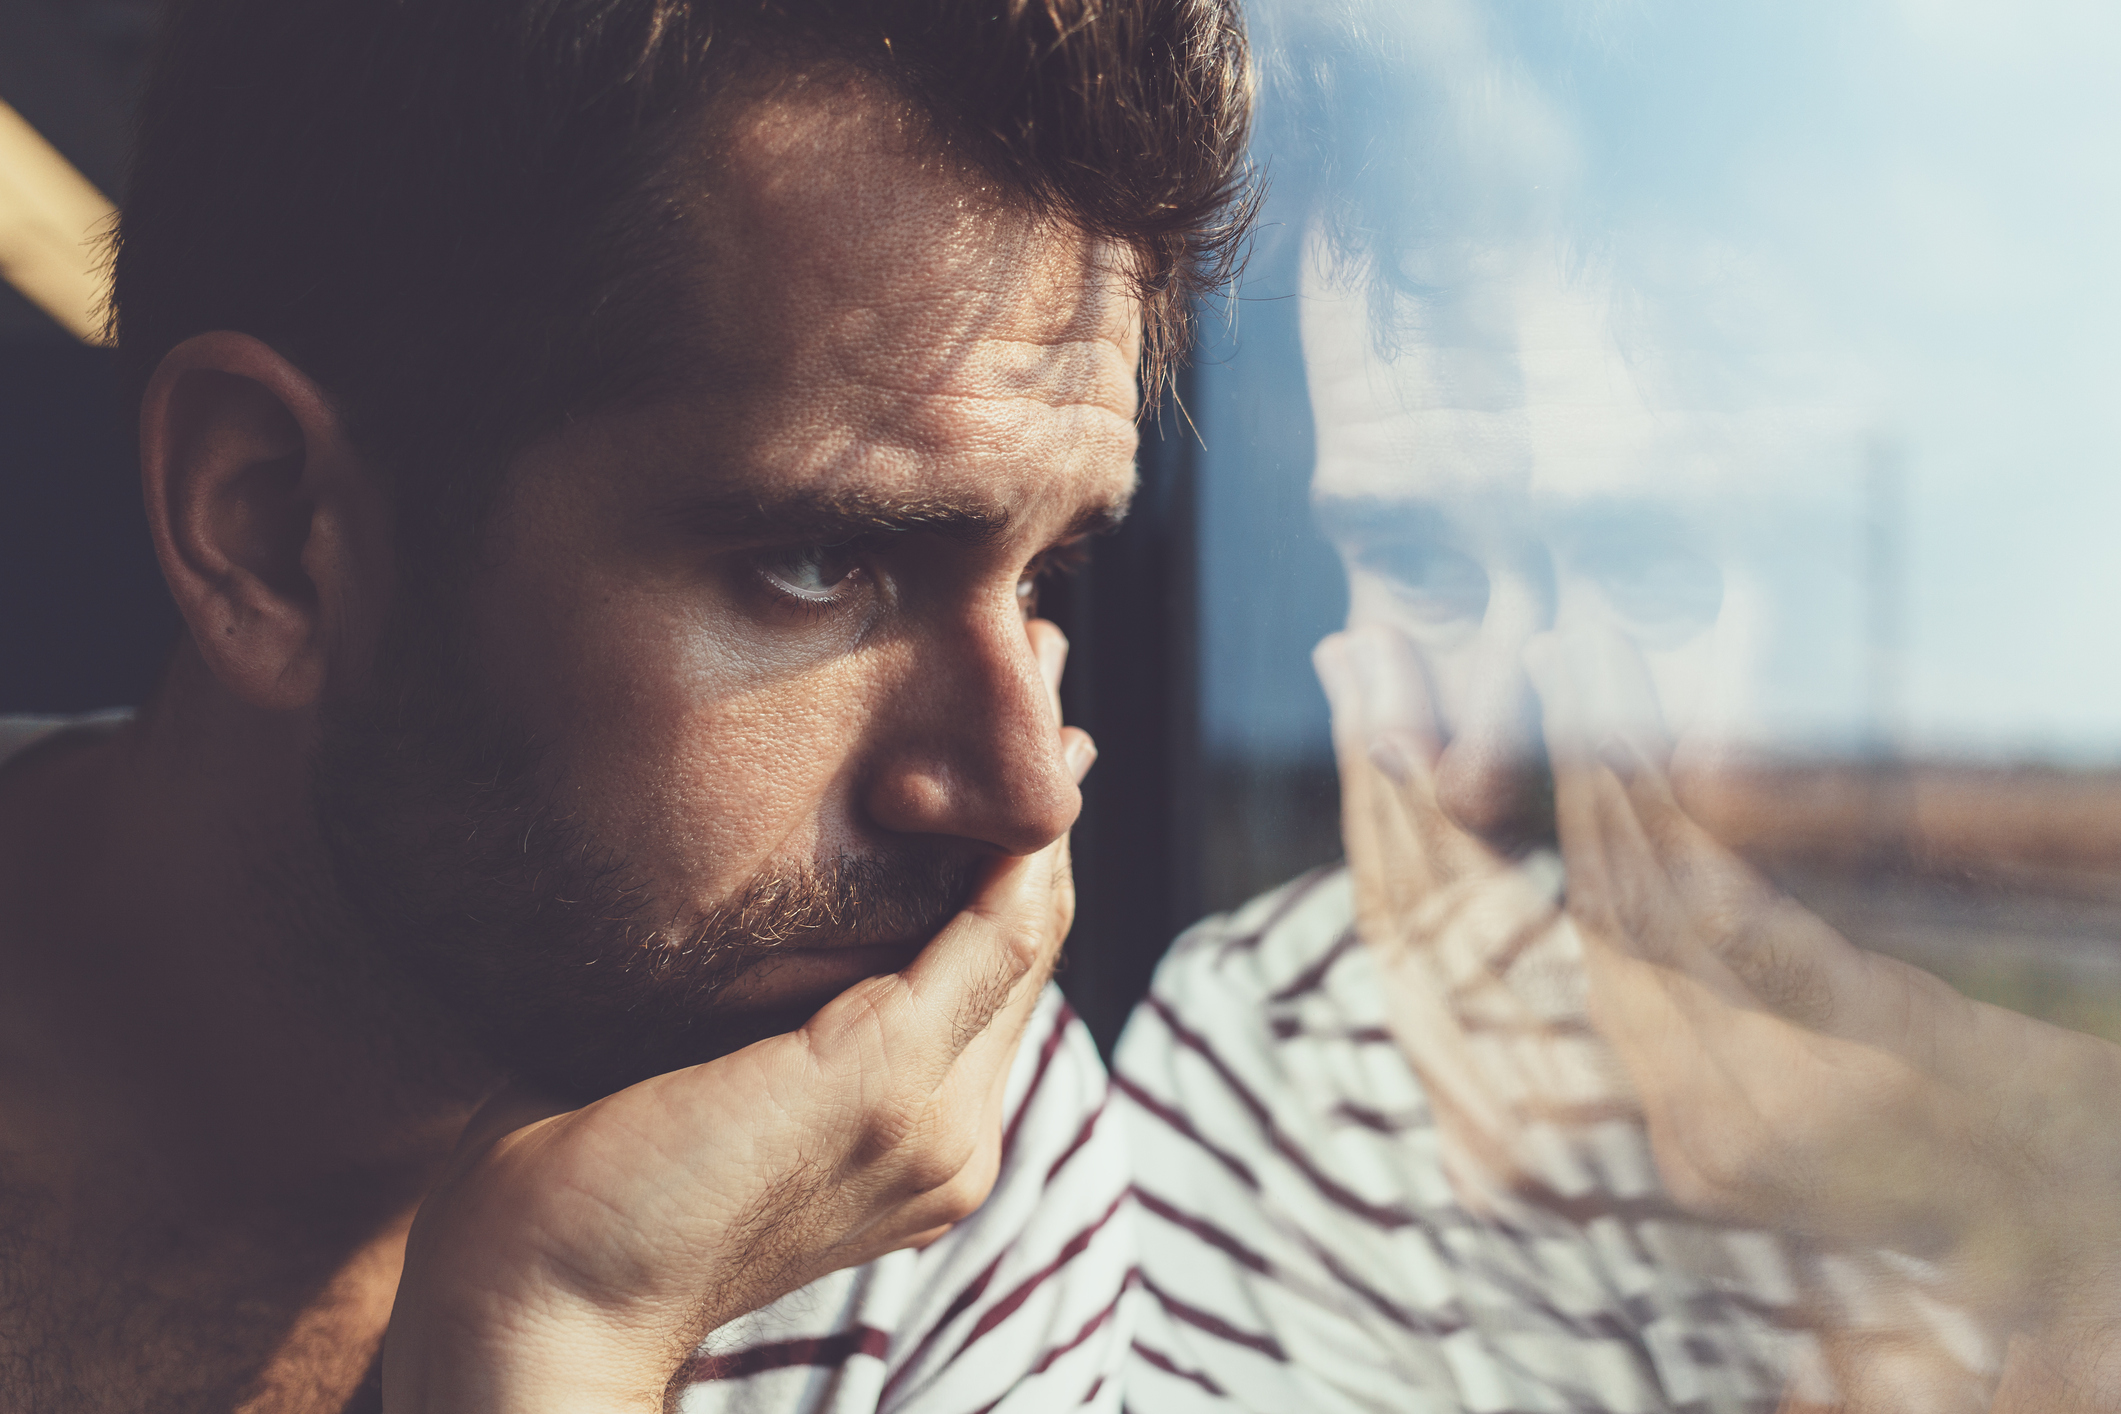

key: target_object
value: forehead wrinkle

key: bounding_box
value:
[683,83,1142,406]
[819,333,1139,425]
[773,416,1135,523]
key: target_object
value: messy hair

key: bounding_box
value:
[111,0,1257,538]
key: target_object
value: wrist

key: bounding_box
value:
[382,1285,680,1414]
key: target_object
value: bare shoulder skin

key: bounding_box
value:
[0,722,449,1410]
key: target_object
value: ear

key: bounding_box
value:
[141,332,391,711]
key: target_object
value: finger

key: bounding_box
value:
[1526,632,1624,929]
[953,833,1072,1074]
[1560,623,1675,775]
[1059,726,1096,784]
[1339,623,1444,768]
[1027,617,1069,724]
[1334,625,1503,902]
[1317,631,1423,923]
[804,839,1066,1088]
[1598,733,1861,1027]
[1530,634,1712,971]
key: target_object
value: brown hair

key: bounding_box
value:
[110,0,1256,541]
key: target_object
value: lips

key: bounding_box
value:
[717,937,930,1010]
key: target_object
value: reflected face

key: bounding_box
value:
[1304,241,1739,850]
[315,78,1140,1101]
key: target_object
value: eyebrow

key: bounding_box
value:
[657,483,1134,547]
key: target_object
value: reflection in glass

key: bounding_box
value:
[1118,1,2121,1409]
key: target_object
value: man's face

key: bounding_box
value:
[1304,240,1759,851]
[316,79,1140,1102]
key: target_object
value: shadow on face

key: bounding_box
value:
[311,75,1145,1101]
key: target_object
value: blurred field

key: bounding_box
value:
[1683,760,2121,1043]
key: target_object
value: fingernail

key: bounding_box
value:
[1065,733,1098,782]
[1369,733,1417,784]
[1039,629,1070,688]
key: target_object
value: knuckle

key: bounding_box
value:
[895,1139,973,1199]
[930,1153,1000,1223]
[851,1094,929,1169]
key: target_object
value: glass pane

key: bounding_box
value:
[1123,2,2121,1408]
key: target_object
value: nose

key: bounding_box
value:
[861,609,1081,857]
[1431,562,1556,853]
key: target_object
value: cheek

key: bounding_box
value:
[1344,573,1482,651]
[469,565,876,904]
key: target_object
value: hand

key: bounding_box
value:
[379,621,1094,1414]
[1314,626,1631,1209]
[1526,627,2121,1407]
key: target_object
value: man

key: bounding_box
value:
[0,1,1252,1409]
[1117,2,2121,1409]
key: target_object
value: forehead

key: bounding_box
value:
[1299,233,1856,515]
[638,72,1143,520]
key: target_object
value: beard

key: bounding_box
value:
[309,595,979,1106]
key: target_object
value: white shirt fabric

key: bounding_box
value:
[0,715,1137,1414]
[1113,865,1996,1414]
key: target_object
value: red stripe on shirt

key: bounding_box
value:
[1268,1015,1395,1044]
[1129,1339,1230,1398]
[1139,1271,1288,1360]
[999,999,1074,1163]
[948,1190,1127,1363]
[877,1248,1010,1405]
[1147,994,1422,1231]
[1043,1097,1106,1187]
[961,1276,1135,1414]
[1214,865,1339,961]
[1131,1185,1271,1276]
[1261,925,1359,1004]
[1112,1072,1261,1191]
[678,1324,891,1383]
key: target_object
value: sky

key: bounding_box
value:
[1199,0,2121,765]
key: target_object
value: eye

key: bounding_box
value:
[1017,538,1092,619]
[755,542,865,605]
[1355,540,1490,625]
[1577,543,1724,641]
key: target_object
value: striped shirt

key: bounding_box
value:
[1113,866,1997,1414]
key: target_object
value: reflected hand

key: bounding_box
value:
[1526,628,2121,1408]
[380,622,1092,1414]
[1315,626,1631,1207]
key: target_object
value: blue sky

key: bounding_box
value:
[1201,0,2121,764]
